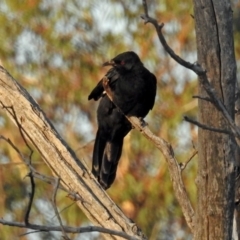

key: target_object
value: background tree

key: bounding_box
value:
[0,0,239,239]
[193,0,236,239]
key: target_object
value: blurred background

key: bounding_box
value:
[0,0,239,239]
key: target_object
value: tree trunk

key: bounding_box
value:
[193,0,236,239]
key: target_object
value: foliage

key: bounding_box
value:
[0,0,239,239]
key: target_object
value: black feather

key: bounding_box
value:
[88,51,157,189]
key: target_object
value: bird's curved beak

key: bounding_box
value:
[102,60,115,67]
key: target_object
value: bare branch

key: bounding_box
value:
[0,135,81,199]
[51,178,70,240]
[75,139,94,152]
[141,0,204,75]
[184,116,232,135]
[102,77,195,231]
[141,0,240,147]
[0,66,146,240]
[180,150,198,171]
[0,104,34,161]
[24,171,35,226]
[192,95,213,103]
[194,77,240,140]
[0,219,140,240]
[0,131,137,240]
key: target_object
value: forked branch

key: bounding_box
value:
[141,0,240,145]
[102,77,195,231]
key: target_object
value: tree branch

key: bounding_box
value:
[51,178,70,240]
[24,171,35,226]
[0,135,86,203]
[1,134,132,239]
[102,77,195,231]
[184,116,232,135]
[192,95,213,103]
[0,219,140,240]
[180,150,198,171]
[141,0,203,74]
[141,0,240,147]
[0,66,145,240]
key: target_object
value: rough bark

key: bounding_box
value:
[193,0,236,239]
[0,66,145,240]
[234,87,240,240]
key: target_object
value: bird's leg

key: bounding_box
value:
[139,117,148,127]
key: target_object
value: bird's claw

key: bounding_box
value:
[139,117,148,127]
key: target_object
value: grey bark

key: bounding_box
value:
[233,86,240,240]
[193,0,236,239]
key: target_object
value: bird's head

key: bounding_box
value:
[103,51,142,71]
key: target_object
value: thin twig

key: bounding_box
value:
[1,127,137,239]
[0,135,28,163]
[51,178,70,240]
[192,95,213,103]
[180,150,198,171]
[141,0,202,74]
[24,171,35,226]
[19,229,46,237]
[0,135,86,204]
[52,202,76,219]
[0,103,34,162]
[0,219,140,240]
[191,141,196,151]
[75,139,94,152]
[184,116,232,135]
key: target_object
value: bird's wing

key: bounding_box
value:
[88,68,120,101]
[88,79,104,101]
[147,72,157,110]
[112,68,157,116]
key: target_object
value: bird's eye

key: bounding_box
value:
[121,61,125,65]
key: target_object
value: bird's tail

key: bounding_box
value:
[100,140,123,189]
[92,130,123,189]
[92,130,106,178]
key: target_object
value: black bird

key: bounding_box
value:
[88,51,157,189]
